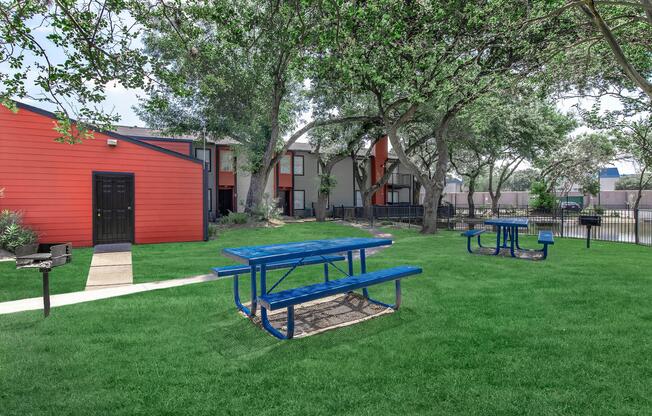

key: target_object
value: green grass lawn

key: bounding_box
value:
[132,221,370,283]
[1,223,651,415]
[0,248,93,302]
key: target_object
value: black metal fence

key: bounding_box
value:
[330,204,652,247]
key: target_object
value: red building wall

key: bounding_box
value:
[371,136,388,204]
[0,104,205,247]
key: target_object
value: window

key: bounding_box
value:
[388,191,400,204]
[355,191,363,207]
[280,155,291,174]
[293,190,305,210]
[293,155,304,175]
[207,188,213,212]
[219,149,233,172]
[195,148,211,172]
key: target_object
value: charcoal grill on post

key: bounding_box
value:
[579,215,601,248]
[15,243,72,317]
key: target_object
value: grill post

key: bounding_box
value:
[41,269,50,317]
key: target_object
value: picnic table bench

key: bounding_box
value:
[219,238,422,339]
[461,218,555,260]
[212,255,346,316]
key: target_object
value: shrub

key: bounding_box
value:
[219,211,249,225]
[252,195,282,221]
[0,210,37,252]
[208,223,220,239]
[530,182,555,212]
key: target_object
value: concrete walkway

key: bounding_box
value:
[0,273,216,315]
[85,244,133,290]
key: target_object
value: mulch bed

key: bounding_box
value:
[245,293,393,338]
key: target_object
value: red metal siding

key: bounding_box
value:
[217,146,235,187]
[137,139,191,155]
[0,105,204,247]
[371,136,388,204]
[277,152,293,189]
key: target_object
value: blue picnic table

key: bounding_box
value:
[462,217,555,259]
[218,237,422,339]
[485,217,529,257]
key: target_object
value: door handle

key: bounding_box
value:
[127,206,132,210]
[97,209,101,217]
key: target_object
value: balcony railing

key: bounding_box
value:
[388,173,412,187]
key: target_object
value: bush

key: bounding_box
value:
[252,196,282,221]
[530,182,555,212]
[219,211,249,225]
[208,223,220,239]
[0,210,37,253]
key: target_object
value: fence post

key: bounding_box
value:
[635,208,640,245]
[561,208,564,238]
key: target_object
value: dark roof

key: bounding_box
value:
[599,167,620,178]
[12,101,202,165]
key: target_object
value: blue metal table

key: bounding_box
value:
[223,237,393,338]
[484,217,529,257]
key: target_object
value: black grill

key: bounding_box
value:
[15,243,72,317]
[579,215,602,226]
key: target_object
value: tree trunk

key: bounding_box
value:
[315,191,328,222]
[467,177,476,218]
[412,180,422,205]
[363,192,373,222]
[421,185,439,233]
[245,168,269,213]
[420,125,450,234]
[491,190,500,214]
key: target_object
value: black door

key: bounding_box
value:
[278,190,291,215]
[94,173,134,244]
[218,188,233,216]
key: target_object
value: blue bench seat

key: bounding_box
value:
[211,255,345,277]
[538,231,554,245]
[462,228,487,253]
[538,231,554,260]
[258,265,422,311]
[461,229,485,238]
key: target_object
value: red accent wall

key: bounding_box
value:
[371,136,388,204]
[0,105,204,247]
[277,152,293,189]
[217,146,235,187]
[137,139,191,155]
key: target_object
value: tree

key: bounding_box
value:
[531,0,652,102]
[136,1,373,213]
[616,175,652,190]
[449,124,490,218]
[449,94,575,213]
[505,169,540,192]
[317,1,576,233]
[0,0,146,142]
[537,132,616,193]
[612,117,652,239]
[482,97,576,212]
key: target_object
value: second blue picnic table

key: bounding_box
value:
[484,217,529,257]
